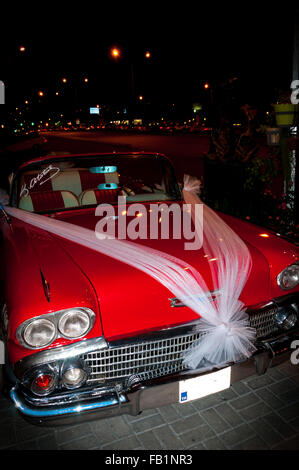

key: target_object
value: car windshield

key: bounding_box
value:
[12,154,181,213]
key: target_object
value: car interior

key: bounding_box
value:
[17,160,173,212]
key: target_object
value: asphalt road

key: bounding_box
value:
[41,130,211,182]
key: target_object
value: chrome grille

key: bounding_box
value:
[249,306,278,339]
[82,305,279,385]
[82,333,201,385]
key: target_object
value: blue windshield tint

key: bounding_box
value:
[97,183,118,190]
[89,166,117,174]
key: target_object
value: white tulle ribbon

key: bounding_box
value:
[5,176,256,370]
[181,175,256,368]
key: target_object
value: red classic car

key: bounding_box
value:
[0,152,298,426]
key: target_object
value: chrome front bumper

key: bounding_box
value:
[10,329,299,427]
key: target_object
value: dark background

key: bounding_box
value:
[0,4,295,115]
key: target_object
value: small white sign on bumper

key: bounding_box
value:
[179,366,231,403]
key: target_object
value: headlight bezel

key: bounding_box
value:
[16,308,96,350]
[277,262,299,291]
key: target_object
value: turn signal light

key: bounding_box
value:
[31,373,56,396]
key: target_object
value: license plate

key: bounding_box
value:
[179,366,231,403]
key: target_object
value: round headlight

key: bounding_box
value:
[62,367,87,389]
[275,307,298,330]
[23,318,56,349]
[58,309,91,339]
[277,263,299,290]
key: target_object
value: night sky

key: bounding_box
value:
[0,5,296,110]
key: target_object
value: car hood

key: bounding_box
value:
[47,203,299,341]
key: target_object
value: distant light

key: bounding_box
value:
[19,46,26,52]
[204,83,210,89]
[56,92,59,96]
[90,107,100,115]
[111,48,120,58]
[139,96,143,101]
[25,100,29,104]
[145,51,151,58]
[38,91,44,97]
[259,233,270,238]
[84,78,88,83]
[62,78,67,83]
[192,103,202,112]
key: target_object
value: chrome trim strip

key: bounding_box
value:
[10,386,126,418]
[107,319,205,348]
[14,337,108,379]
[20,382,118,408]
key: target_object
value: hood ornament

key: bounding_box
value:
[169,289,222,308]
